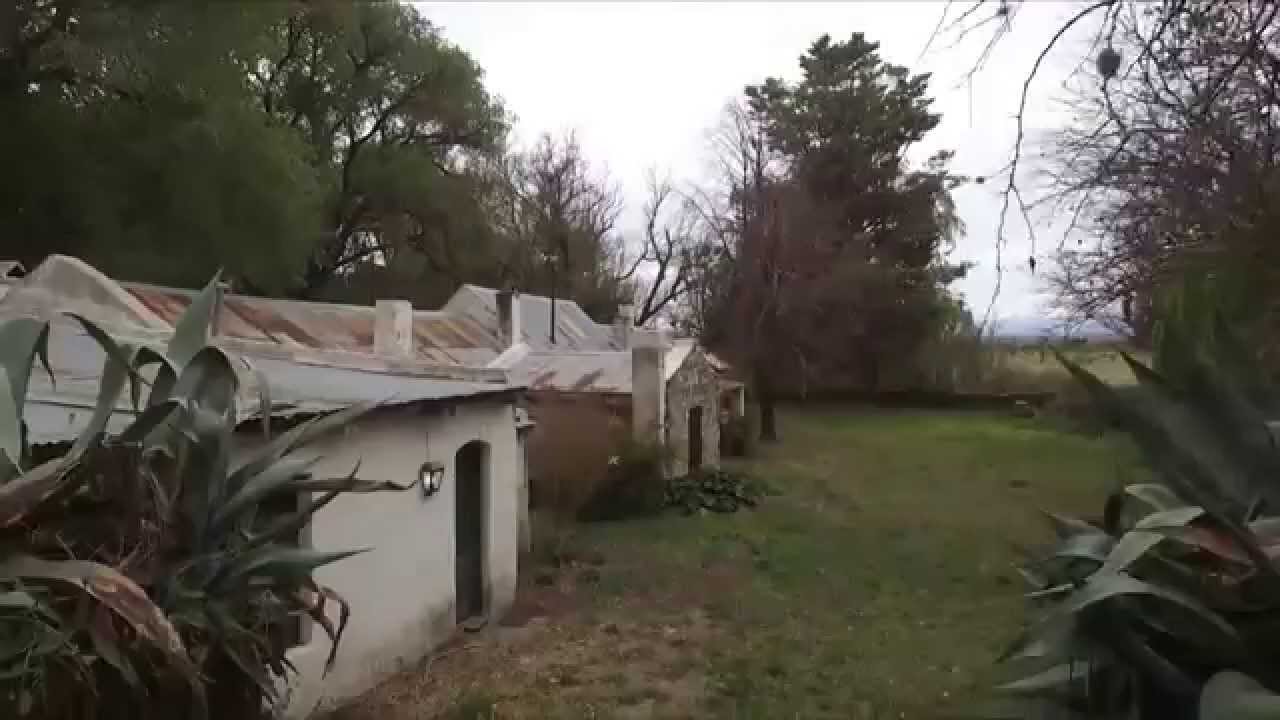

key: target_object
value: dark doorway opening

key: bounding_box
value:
[455,441,488,623]
[688,406,703,472]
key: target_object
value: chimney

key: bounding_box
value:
[631,329,668,449]
[374,299,414,357]
[613,303,635,348]
[497,289,522,349]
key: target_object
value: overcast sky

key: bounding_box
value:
[417,1,1099,323]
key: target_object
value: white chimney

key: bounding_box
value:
[497,289,522,349]
[374,299,413,357]
[614,303,635,348]
[631,329,668,449]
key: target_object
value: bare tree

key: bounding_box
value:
[930,1,1280,346]
[617,172,709,326]
[680,100,779,342]
[460,132,634,320]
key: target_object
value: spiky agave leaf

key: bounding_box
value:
[1004,318,1280,718]
[293,580,352,671]
[1042,510,1106,539]
[69,346,133,458]
[0,555,196,672]
[172,346,239,421]
[168,272,223,369]
[997,657,1115,696]
[1199,671,1280,719]
[225,400,379,497]
[0,368,22,477]
[0,318,52,420]
[0,554,208,718]
[213,546,370,590]
[1056,351,1273,574]
[1059,573,1239,642]
[1124,483,1187,512]
[0,455,80,528]
[238,488,344,554]
[0,273,406,717]
[211,455,323,532]
[1120,351,1271,514]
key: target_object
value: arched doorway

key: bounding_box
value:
[455,440,488,623]
[688,406,703,472]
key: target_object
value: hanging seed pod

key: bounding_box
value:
[1097,47,1121,81]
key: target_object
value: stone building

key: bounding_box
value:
[444,285,741,476]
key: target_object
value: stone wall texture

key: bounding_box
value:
[665,348,721,477]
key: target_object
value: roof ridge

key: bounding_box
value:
[124,280,389,315]
[527,349,629,357]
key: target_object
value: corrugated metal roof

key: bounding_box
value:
[125,283,503,366]
[21,318,517,443]
[665,339,696,382]
[0,255,170,331]
[505,351,633,393]
[500,338,707,395]
[443,285,621,352]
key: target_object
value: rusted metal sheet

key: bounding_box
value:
[499,338,729,396]
[505,351,632,393]
[124,284,503,367]
[22,317,519,443]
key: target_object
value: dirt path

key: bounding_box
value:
[324,556,732,720]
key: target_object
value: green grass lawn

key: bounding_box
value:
[334,408,1143,720]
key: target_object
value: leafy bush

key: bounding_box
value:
[665,468,772,515]
[996,316,1280,719]
[0,276,405,719]
[579,438,667,521]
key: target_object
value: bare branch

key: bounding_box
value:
[980,0,1118,331]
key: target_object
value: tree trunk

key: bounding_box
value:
[756,371,779,443]
[759,397,778,443]
[861,348,881,393]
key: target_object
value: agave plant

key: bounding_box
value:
[997,316,1280,719]
[0,275,407,719]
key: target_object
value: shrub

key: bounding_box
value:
[995,315,1280,719]
[720,411,758,458]
[666,468,772,515]
[0,276,406,719]
[579,438,668,521]
[526,399,619,521]
[527,508,578,569]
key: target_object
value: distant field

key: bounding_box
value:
[993,343,1145,389]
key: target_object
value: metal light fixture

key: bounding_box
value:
[419,461,445,498]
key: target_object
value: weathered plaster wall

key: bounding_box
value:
[665,349,721,477]
[273,401,519,718]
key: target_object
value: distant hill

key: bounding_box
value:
[992,316,1124,343]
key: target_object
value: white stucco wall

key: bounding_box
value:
[270,400,520,718]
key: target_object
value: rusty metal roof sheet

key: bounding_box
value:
[505,351,634,393]
[443,285,621,352]
[124,283,503,366]
[499,339,707,395]
[22,317,517,444]
[665,339,696,382]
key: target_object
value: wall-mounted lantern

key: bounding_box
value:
[419,461,446,498]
